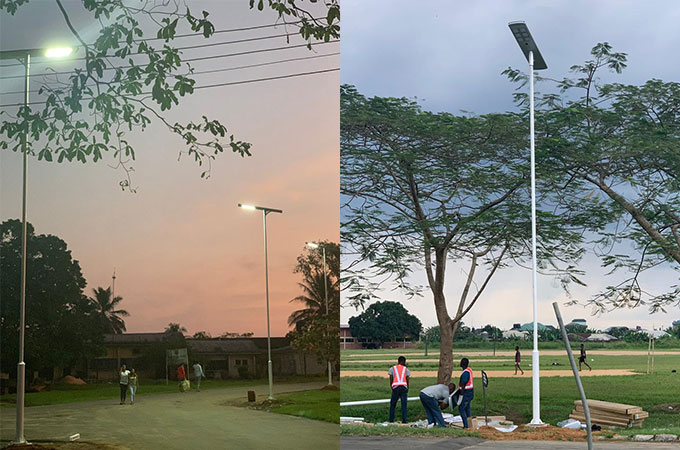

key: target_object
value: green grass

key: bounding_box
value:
[340,424,478,437]
[340,374,680,434]
[0,375,327,408]
[271,388,340,423]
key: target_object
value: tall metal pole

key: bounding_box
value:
[263,211,274,400]
[15,52,30,445]
[528,50,543,426]
[322,246,332,385]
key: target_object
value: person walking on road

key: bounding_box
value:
[458,358,475,429]
[419,383,455,428]
[128,368,138,404]
[579,344,592,371]
[514,346,525,375]
[388,356,410,423]
[177,364,187,392]
[193,361,205,392]
[119,365,130,405]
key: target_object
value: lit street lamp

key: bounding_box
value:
[306,241,333,386]
[238,203,283,400]
[0,45,74,445]
[508,21,547,426]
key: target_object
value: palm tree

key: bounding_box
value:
[91,286,129,334]
[288,271,339,330]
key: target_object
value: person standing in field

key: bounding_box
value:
[419,383,455,428]
[128,368,138,405]
[579,344,592,371]
[193,361,205,392]
[514,346,524,375]
[458,358,475,429]
[388,356,410,423]
[119,364,130,405]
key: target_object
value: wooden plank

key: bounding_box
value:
[574,399,642,415]
[569,413,631,427]
[573,405,636,420]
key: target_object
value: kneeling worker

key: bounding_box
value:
[419,383,456,428]
[458,358,475,429]
[388,356,410,423]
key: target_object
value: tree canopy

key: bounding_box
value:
[348,301,422,348]
[0,219,103,378]
[505,42,680,312]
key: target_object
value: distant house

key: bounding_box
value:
[90,333,325,381]
[340,324,416,350]
[518,322,553,332]
[503,329,529,339]
[187,339,260,379]
[89,332,181,380]
[585,333,618,342]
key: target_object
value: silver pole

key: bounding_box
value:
[263,211,274,400]
[15,52,30,445]
[322,246,332,385]
[529,49,543,425]
[553,302,592,450]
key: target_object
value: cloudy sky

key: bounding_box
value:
[340,0,680,331]
[1,0,339,336]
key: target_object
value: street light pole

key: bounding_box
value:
[16,51,30,446]
[508,21,547,426]
[306,241,333,386]
[239,204,283,400]
[0,45,74,445]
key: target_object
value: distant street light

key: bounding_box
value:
[508,21,547,426]
[238,203,283,400]
[306,241,333,386]
[0,45,74,445]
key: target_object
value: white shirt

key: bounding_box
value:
[119,370,130,385]
[193,363,204,377]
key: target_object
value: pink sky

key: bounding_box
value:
[0,2,339,336]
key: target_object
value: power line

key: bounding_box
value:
[0,17,324,68]
[0,40,339,81]
[0,67,339,108]
[0,31,311,69]
[0,52,339,96]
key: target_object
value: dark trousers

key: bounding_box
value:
[389,385,408,423]
[119,383,127,403]
[459,390,474,428]
[419,392,446,428]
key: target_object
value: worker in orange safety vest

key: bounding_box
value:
[458,357,475,429]
[388,356,410,423]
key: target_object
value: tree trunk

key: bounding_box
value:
[430,249,453,384]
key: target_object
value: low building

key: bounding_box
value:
[340,324,416,350]
[187,339,260,379]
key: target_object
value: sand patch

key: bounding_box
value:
[341,369,637,378]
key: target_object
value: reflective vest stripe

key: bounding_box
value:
[391,365,408,388]
[463,367,474,389]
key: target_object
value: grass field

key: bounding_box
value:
[271,389,340,423]
[0,375,327,408]
[340,347,680,436]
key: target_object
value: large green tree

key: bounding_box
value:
[348,301,422,349]
[505,43,680,312]
[341,86,586,382]
[90,286,128,334]
[0,219,103,379]
[1,0,340,187]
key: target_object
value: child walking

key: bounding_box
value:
[128,368,138,404]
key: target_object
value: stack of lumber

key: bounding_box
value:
[569,399,648,428]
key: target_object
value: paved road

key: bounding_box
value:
[1,382,338,450]
[341,437,679,449]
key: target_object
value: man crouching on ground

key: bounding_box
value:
[419,382,456,428]
[458,358,474,429]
